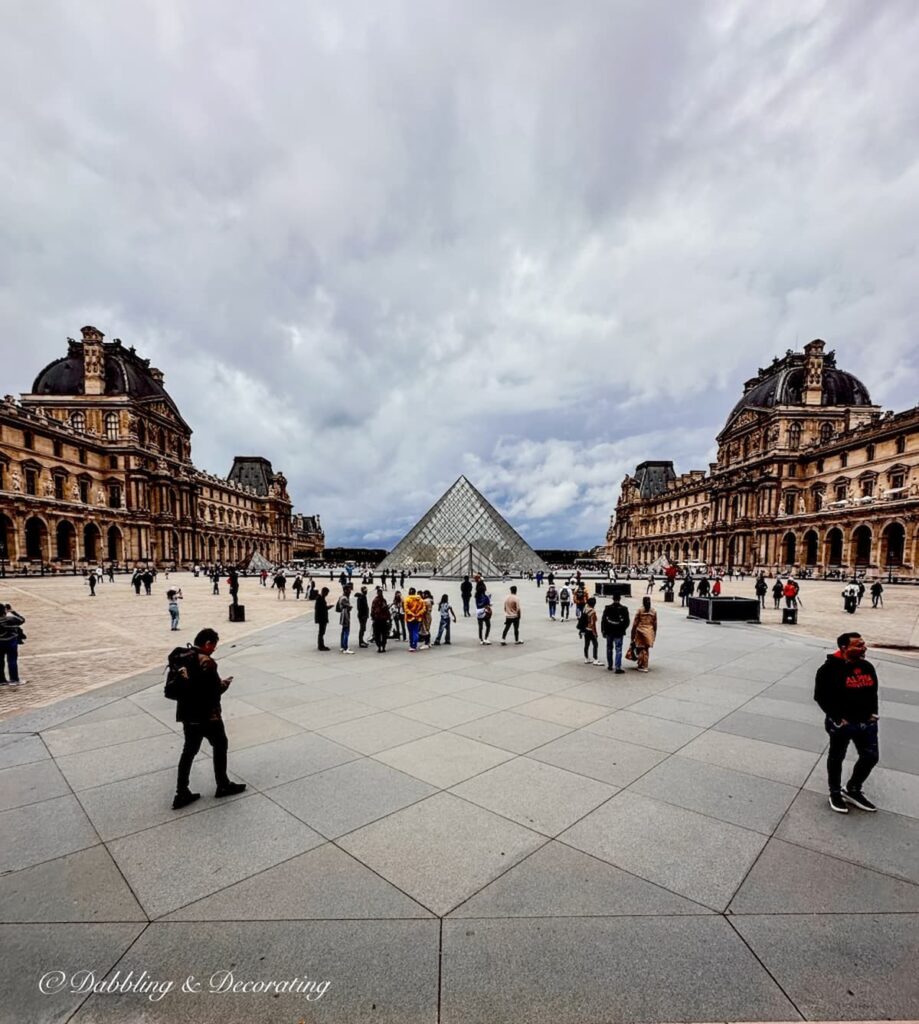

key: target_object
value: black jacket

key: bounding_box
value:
[814,653,879,723]
[600,603,630,638]
[356,592,369,620]
[314,595,329,625]
[176,651,227,724]
[460,580,473,597]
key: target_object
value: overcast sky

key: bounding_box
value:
[2,1,917,548]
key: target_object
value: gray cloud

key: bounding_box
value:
[2,0,917,547]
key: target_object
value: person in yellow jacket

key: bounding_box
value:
[403,588,427,652]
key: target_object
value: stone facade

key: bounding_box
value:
[0,326,324,569]
[607,340,918,576]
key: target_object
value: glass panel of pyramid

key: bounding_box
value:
[378,476,547,577]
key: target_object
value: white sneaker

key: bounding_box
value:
[584,658,591,664]
[479,640,485,645]
[593,660,601,666]
[515,640,524,645]
[342,649,355,655]
[420,644,429,650]
[483,640,491,645]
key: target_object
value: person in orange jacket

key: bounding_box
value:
[402,588,427,652]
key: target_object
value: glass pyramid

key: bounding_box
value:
[378,475,548,577]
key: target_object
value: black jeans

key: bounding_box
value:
[583,633,598,660]
[477,615,491,641]
[825,718,879,794]
[317,622,328,648]
[178,720,229,792]
[502,616,520,641]
[372,620,388,651]
[462,597,471,617]
[358,618,368,645]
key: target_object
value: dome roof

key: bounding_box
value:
[32,340,170,401]
[724,346,872,432]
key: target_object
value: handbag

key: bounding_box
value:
[624,644,637,662]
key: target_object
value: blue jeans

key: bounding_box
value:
[170,610,180,630]
[0,639,19,682]
[606,636,623,670]
[825,718,879,794]
[547,601,557,619]
[407,621,421,649]
[435,619,451,643]
[340,626,350,650]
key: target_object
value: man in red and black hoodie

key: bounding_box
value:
[814,632,879,814]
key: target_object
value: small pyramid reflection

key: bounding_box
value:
[377,475,547,577]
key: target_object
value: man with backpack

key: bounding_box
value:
[168,627,247,810]
[600,593,630,673]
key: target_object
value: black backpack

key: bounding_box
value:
[164,645,199,701]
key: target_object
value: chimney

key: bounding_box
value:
[803,339,825,406]
[149,367,164,384]
[81,325,105,396]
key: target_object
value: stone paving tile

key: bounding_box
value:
[354,682,448,710]
[0,795,100,874]
[107,794,325,918]
[449,710,572,754]
[776,789,919,884]
[41,711,169,757]
[315,711,440,755]
[241,682,340,711]
[55,732,206,791]
[629,755,799,834]
[454,681,546,710]
[741,694,822,724]
[802,760,919,819]
[0,733,49,769]
[69,920,440,1024]
[732,913,919,1021]
[0,923,145,1024]
[584,709,704,752]
[165,843,434,920]
[713,707,829,752]
[728,836,919,914]
[338,792,545,916]
[396,695,497,729]
[271,695,378,729]
[0,757,71,812]
[873,715,919,775]
[678,728,822,786]
[449,839,708,917]
[528,729,668,788]
[220,711,304,750]
[374,731,513,789]
[0,845,146,922]
[228,731,359,789]
[556,678,650,709]
[559,791,767,911]
[266,757,436,838]
[658,682,753,710]
[512,694,611,728]
[450,756,616,836]
[440,916,797,1024]
[624,694,730,728]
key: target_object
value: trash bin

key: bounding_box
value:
[664,591,674,603]
[229,604,246,623]
[782,608,797,625]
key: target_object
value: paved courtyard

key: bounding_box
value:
[1,579,917,1023]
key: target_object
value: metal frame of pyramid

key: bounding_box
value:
[377,476,548,577]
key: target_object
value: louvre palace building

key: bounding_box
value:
[0,326,324,570]
[606,340,918,577]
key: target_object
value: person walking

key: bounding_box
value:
[133,570,143,596]
[274,571,287,600]
[582,597,599,665]
[856,579,866,606]
[356,586,370,648]
[315,587,331,650]
[421,590,434,647]
[559,584,571,620]
[573,583,588,625]
[88,571,98,597]
[337,586,354,654]
[784,578,799,608]
[171,627,247,809]
[870,580,884,608]
[842,582,859,614]
[107,564,115,583]
[600,593,630,673]
[711,578,722,597]
[814,631,879,814]
[755,575,768,609]
[142,569,154,596]
[475,589,492,645]
[697,576,711,598]
[546,583,558,620]
[390,591,406,641]
[403,588,426,652]
[771,579,783,609]
[434,594,456,645]
[501,585,523,645]
[211,569,220,596]
[460,575,473,617]
[0,604,25,687]
[292,574,304,599]
[630,596,658,673]
[260,569,268,587]
[166,589,182,630]
[370,587,391,652]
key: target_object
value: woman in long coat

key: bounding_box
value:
[630,596,658,673]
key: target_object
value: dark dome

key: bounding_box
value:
[32,341,169,401]
[725,350,872,431]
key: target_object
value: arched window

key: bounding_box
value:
[788,423,802,449]
[819,422,834,444]
[71,411,86,432]
[104,413,119,441]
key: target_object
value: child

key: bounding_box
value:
[434,594,457,645]
[167,589,183,631]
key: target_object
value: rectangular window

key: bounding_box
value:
[816,459,824,472]
[784,491,796,515]
[79,480,90,503]
[109,455,119,469]
[891,473,905,491]
[788,464,797,477]
[108,484,122,509]
[836,483,848,501]
[79,447,87,465]
[862,479,874,497]
[840,452,848,467]
[23,430,34,450]
[54,475,65,500]
[25,469,37,495]
[53,439,63,458]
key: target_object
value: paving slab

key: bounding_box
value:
[0,733,49,769]
[450,755,616,836]
[41,711,169,757]
[68,920,439,1023]
[107,794,325,918]
[728,836,919,914]
[713,707,829,752]
[0,845,146,922]
[733,913,919,1021]
[449,709,572,753]
[54,732,206,791]
[678,728,822,786]
[559,791,767,911]
[271,694,378,729]
[584,709,704,752]
[396,694,497,728]
[512,694,611,727]
[440,916,798,1024]
[802,760,919,820]
[454,680,547,709]
[0,923,144,1024]
[338,792,545,915]
[165,843,434,920]
[0,757,71,812]
[315,711,440,755]
[374,731,513,789]
[527,729,668,788]
[625,694,731,728]
[0,794,100,874]
[228,730,359,788]
[267,757,436,837]
[449,840,709,917]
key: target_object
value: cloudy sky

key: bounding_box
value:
[2,1,917,548]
